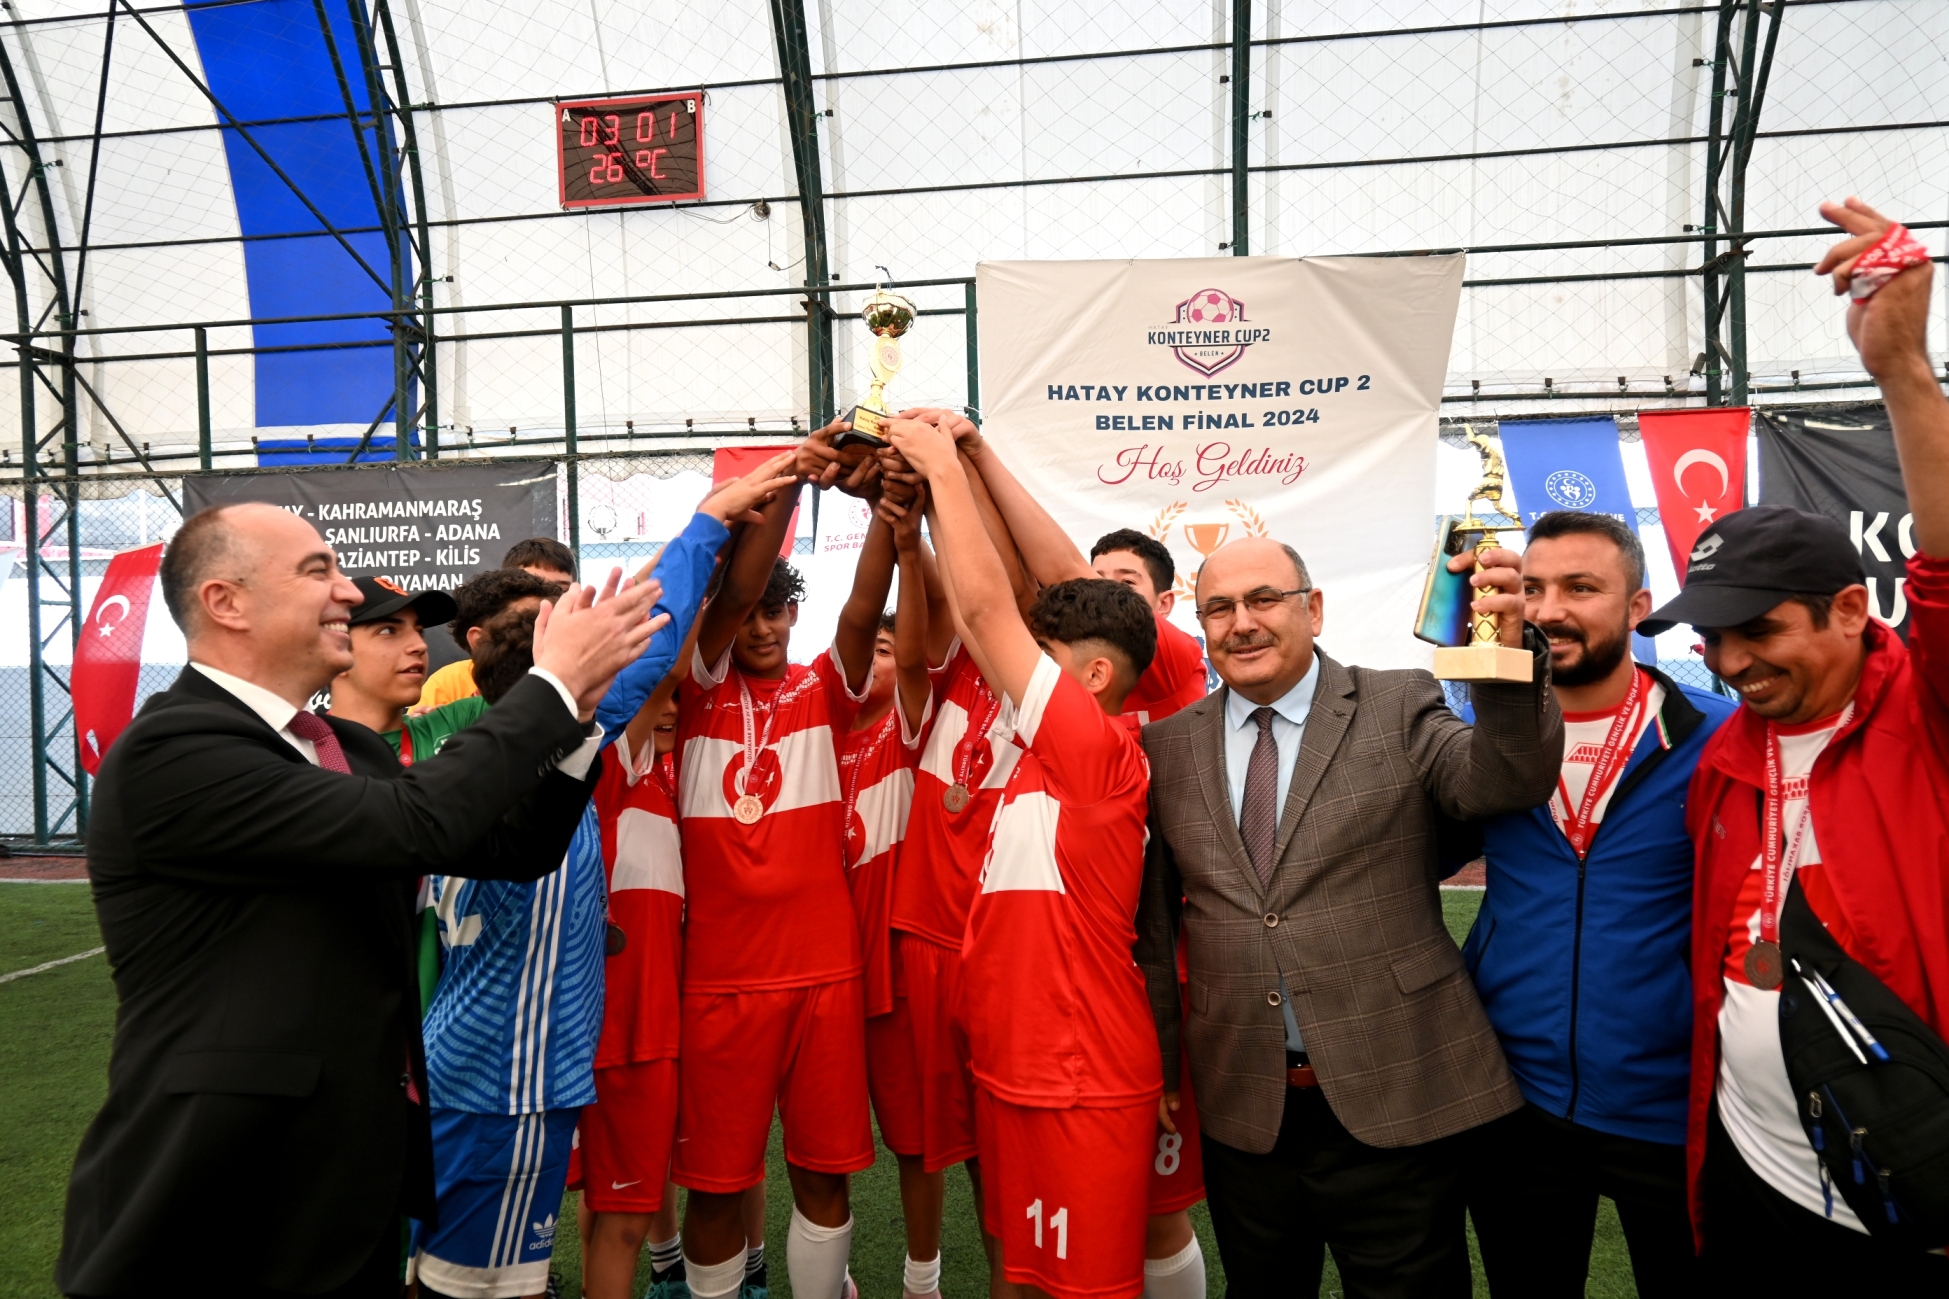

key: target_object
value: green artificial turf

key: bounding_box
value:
[0,883,1639,1297]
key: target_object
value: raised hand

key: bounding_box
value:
[701,451,798,528]
[531,569,670,721]
[898,407,984,455]
[1814,197,1936,382]
[794,419,853,488]
[1447,544,1526,649]
[885,416,961,481]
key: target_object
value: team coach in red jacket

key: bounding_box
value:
[1641,198,1949,1289]
[58,504,666,1298]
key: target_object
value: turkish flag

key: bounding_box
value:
[1639,409,1749,583]
[712,446,800,558]
[74,542,164,774]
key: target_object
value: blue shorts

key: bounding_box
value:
[412,1107,581,1298]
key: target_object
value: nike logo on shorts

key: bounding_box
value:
[612,1179,642,1189]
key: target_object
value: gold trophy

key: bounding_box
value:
[836,284,918,451]
[1418,428,1532,682]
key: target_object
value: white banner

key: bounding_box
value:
[977,255,1463,670]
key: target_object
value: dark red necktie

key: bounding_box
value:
[287,710,352,774]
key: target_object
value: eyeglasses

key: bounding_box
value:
[1195,587,1310,625]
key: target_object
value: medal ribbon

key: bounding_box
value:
[1756,712,1842,950]
[397,724,415,767]
[735,672,787,800]
[952,688,1005,791]
[842,711,898,858]
[1553,667,1646,857]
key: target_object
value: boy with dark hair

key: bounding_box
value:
[672,429,897,1299]
[325,577,458,747]
[890,412,1166,1299]
[1091,529,1207,725]
[504,536,578,582]
[417,567,567,712]
[411,461,794,1299]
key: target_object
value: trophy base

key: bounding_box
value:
[1433,642,1533,683]
[836,404,891,451]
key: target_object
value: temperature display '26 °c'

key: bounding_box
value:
[557,93,704,208]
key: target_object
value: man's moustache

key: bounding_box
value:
[1538,623,1587,647]
[1221,633,1278,653]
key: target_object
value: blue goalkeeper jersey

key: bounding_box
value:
[423,806,607,1114]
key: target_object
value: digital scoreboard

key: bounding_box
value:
[557,93,704,208]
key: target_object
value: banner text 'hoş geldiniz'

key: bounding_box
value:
[976,255,1463,670]
[181,461,560,593]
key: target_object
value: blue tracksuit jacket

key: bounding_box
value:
[1463,667,1735,1146]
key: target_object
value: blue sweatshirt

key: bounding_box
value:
[593,510,729,743]
[1463,668,1734,1145]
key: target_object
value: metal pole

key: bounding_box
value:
[195,325,212,471]
[562,304,579,567]
[964,280,980,423]
[1726,0,1762,406]
[1700,2,1733,405]
[1231,0,1251,255]
[18,343,44,844]
[769,0,834,425]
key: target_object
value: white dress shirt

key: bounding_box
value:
[1218,653,1321,1052]
[191,662,602,779]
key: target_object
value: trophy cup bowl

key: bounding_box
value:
[838,288,919,452]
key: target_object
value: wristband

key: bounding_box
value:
[1848,222,1931,301]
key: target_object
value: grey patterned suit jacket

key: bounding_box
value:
[1137,638,1562,1155]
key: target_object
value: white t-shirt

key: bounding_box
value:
[1716,714,1861,1231]
[1550,670,1664,844]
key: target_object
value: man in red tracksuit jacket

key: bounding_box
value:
[1638,197,1949,1289]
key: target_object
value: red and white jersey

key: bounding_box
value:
[592,735,684,1068]
[893,643,1024,949]
[1122,613,1207,726]
[841,708,917,1017]
[675,645,867,992]
[962,655,1162,1109]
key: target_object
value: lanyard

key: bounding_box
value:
[1553,668,1646,857]
[735,673,785,798]
[397,724,415,767]
[650,750,676,804]
[843,711,898,860]
[1757,709,1846,948]
[953,688,1004,790]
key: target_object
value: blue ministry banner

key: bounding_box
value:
[1496,415,1656,663]
[1497,416,1635,525]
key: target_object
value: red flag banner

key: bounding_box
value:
[74,542,164,774]
[712,446,800,558]
[1639,408,1750,582]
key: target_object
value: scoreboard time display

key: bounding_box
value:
[557,93,704,208]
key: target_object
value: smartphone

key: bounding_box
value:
[1414,515,1481,648]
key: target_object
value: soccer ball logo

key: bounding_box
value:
[1180,289,1239,326]
[1162,288,1250,376]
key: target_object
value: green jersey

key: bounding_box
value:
[385,695,489,1017]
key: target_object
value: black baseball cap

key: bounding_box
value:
[347,576,458,628]
[1639,504,1866,635]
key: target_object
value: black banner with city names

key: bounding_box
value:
[181,460,559,593]
[1756,403,1912,635]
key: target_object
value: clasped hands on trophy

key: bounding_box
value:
[796,407,979,527]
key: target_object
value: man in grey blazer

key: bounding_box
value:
[1137,536,1561,1298]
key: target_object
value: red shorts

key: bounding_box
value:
[674,977,875,1193]
[568,1058,678,1212]
[866,943,925,1157]
[1146,1044,1205,1214]
[895,931,980,1172]
[975,1089,1154,1299]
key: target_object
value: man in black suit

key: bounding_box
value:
[58,502,667,1299]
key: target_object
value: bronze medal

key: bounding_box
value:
[734,793,765,825]
[605,922,628,957]
[943,782,971,814]
[1745,939,1784,991]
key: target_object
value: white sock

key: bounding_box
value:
[1143,1236,1205,1299]
[745,1241,765,1277]
[903,1251,942,1296]
[685,1247,748,1299]
[786,1207,853,1299]
[649,1235,683,1277]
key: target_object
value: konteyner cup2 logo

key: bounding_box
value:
[1147,288,1269,377]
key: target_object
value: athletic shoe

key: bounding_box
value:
[739,1284,768,1299]
[647,1278,692,1299]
